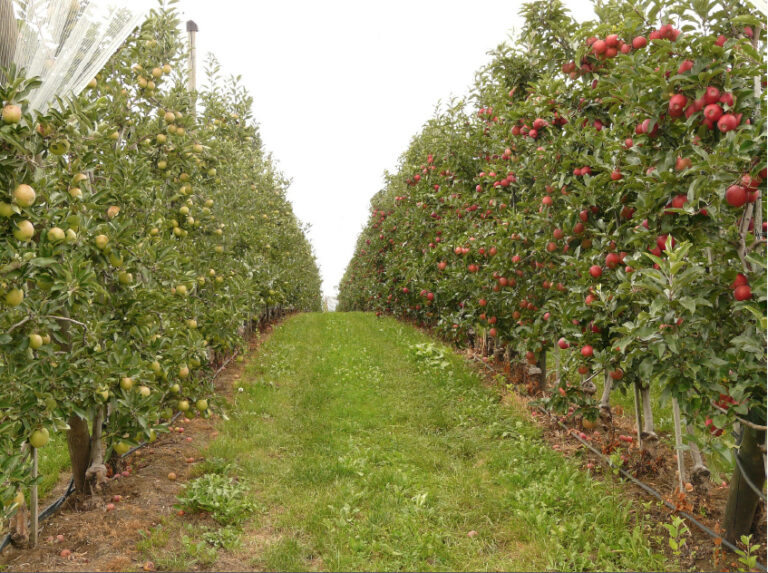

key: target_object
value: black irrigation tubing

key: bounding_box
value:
[0,330,253,555]
[731,446,768,503]
[469,354,768,572]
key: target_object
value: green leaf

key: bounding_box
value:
[27,258,58,267]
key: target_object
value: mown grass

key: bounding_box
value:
[188,311,671,572]
[37,431,70,499]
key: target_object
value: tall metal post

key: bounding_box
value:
[186,20,198,113]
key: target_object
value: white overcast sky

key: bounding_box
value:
[176,0,595,298]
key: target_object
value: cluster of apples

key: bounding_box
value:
[560,24,679,78]
[725,172,764,208]
[668,85,741,132]
[731,273,752,301]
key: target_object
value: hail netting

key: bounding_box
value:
[0,0,154,114]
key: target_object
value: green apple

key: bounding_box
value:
[28,333,43,349]
[95,234,109,249]
[114,441,131,456]
[13,220,34,241]
[29,428,50,448]
[48,227,65,242]
[2,104,22,124]
[5,288,24,306]
[0,202,14,217]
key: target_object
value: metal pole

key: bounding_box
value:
[186,20,198,113]
[30,447,38,548]
[672,398,687,491]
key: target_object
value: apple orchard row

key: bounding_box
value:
[339,0,765,538]
[0,5,321,520]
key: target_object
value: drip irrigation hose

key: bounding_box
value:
[470,354,767,571]
[731,446,768,503]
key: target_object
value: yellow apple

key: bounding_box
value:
[13,184,35,207]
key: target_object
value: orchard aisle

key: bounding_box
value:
[151,311,666,573]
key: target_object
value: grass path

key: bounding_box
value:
[162,312,668,571]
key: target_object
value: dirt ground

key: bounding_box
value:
[0,317,764,572]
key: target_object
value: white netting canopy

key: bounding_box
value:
[0,0,154,114]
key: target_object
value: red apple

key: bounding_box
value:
[731,273,749,289]
[717,113,739,132]
[734,285,752,301]
[703,103,723,122]
[605,253,620,269]
[725,185,747,207]
[703,86,721,104]
[668,93,687,117]
[677,60,694,74]
[675,156,692,171]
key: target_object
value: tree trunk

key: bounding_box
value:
[723,426,766,543]
[672,398,687,491]
[687,423,710,485]
[67,415,91,495]
[600,371,612,413]
[9,494,28,547]
[85,407,107,493]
